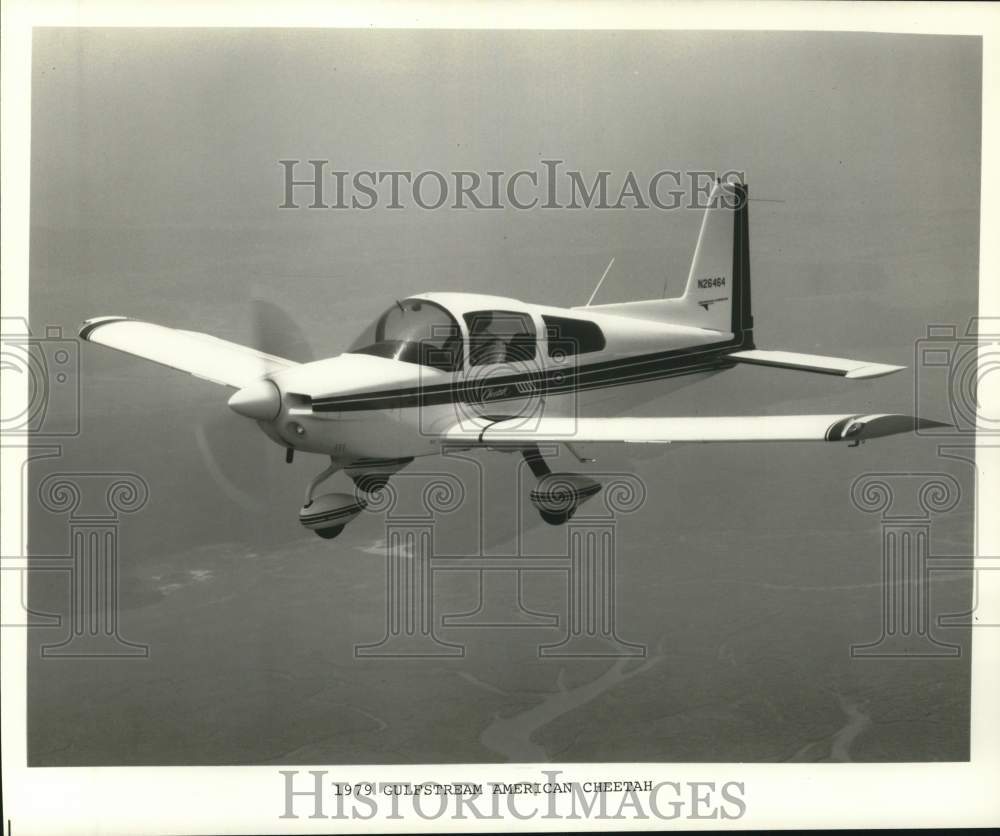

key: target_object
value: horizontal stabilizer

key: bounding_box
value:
[79,316,298,388]
[729,349,904,379]
[445,414,947,446]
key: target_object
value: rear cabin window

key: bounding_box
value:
[543,315,606,358]
[464,310,537,366]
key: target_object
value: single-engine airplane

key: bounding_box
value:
[80,177,944,539]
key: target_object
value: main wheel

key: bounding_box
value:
[539,507,576,526]
[315,524,346,540]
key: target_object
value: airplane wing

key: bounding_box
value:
[79,316,298,388]
[728,349,904,379]
[445,413,947,446]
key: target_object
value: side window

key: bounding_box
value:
[543,315,606,358]
[464,310,537,366]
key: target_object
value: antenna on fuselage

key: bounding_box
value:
[585,257,615,307]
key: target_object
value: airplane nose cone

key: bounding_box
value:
[227,379,281,421]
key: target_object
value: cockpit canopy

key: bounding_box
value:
[348,298,463,372]
[347,295,609,373]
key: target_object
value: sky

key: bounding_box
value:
[26,28,981,765]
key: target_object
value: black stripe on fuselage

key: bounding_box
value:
[312,333,752,414]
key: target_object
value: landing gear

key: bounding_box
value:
[299,458,367,540]
[344,457,414,495]
[352,474,390,494]
[297,457,414,539]
[523,446,602,526]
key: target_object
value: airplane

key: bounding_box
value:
[79,177,944,539]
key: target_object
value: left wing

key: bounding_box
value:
[445,414,947,446]
[79,316,297,388]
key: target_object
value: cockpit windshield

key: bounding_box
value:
[347,298,463,372]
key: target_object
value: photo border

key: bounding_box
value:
[2,1,998,832]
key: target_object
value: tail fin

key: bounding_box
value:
[583,176,754,349]
[681,178,753,342]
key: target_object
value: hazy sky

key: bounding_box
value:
[31,29,980,228]
[31,30,980,336]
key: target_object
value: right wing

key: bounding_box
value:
[445,413,947,446]
[79,316,298,388]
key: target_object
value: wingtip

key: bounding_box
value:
[844,363,907,380]
[79,315,129,341]
[914,416,953,431]
[838,413,954,441]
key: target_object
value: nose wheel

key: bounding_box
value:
[314,524,346,540]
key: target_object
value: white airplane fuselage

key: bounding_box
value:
[253,292,735,463]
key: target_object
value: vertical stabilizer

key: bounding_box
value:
[581,176,754,349]
[681,178,753,342]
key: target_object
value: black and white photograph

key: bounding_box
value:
[2,1,999,833]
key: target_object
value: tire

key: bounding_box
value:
[315,524,346,540]
[539,507,575,526]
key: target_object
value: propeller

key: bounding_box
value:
[196,297,315,519]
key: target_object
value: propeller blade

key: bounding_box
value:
[251,298,314,365]
[195,414,268,511]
